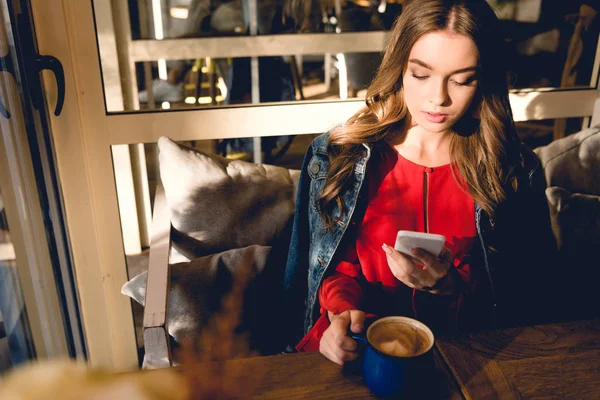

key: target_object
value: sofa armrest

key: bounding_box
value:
[143,183,172,368]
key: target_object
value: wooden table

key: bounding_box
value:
[184,319,599,399]
[435,319,600,400]
[186,345,462,399]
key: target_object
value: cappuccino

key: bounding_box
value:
[368,319,432,357]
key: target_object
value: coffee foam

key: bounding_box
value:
[369,320,432,357]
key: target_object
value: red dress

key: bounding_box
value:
[296,143,479,352]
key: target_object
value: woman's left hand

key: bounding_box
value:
[382,244,460,295]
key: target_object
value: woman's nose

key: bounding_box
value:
[429,81,449,107]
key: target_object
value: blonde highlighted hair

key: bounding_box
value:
[318,0,523,228]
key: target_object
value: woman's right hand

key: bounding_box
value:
[319,310,366,365]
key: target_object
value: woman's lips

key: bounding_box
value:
[423,112,449,123]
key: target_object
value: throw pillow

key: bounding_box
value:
[534,125,600,195]
[121,245,285,355]
[545,186,600,319]
[157,136,300,260]
[545,186,600,254]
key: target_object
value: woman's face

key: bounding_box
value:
[402,30,479,135]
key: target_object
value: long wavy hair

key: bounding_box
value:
[317,0,523,228]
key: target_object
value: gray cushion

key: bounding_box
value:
[544,186,600,318]
[534,125,600,196]
[121,245,272,345]
[157,136,300,260]
[534,127,600,321]
[545,187,600,253]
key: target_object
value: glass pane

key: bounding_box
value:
[1,0,84,369]
[96,0,600,113]
[132,0,278,40]
[135,56,298,110]
[488,0,600,90]
[0,189,35,373]
[129,1,402,39]
[134,53,378,110]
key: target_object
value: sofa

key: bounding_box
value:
[533,125,600,321]
[122,126,600,369]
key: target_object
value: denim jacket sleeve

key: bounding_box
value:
[282,141,314,347]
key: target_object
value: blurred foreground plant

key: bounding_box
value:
[180,261,266,399]
[0,255,265,400]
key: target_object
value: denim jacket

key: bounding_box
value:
[283,132,557,344]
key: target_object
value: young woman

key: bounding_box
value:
[283,0,557,365]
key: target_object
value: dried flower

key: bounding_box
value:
[179,256,266,399]
[0,250,266,400]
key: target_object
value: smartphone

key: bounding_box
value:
[394,230,446,257]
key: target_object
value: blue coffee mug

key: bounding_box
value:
[350,316,435,398]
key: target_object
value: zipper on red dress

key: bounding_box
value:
[423,168,433,233]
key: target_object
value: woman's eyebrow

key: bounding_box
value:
[408,59,478,74]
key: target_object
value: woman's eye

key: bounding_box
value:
[452,77,477,86]
[411,74,428,80]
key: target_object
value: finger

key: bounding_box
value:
[330,311,351,334]
[398,256,435,283]
[412,246,453,265]
[320,332,359,364]
[320,338,345,365]
[339,348,360,363]
[383,245,431,283]
[391,269,422,289]
[348,310,366,334]
[328,344,360,364]
[330,333,360,360]
[411,248,448,278]
[411,247,439,265]
[412,248,454,285]
[382,244,421,272]
[439,247,454,263]
[330,312,358,351]
[320,330,357,365]
[408,272,430,289]
[334,333,358,352]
